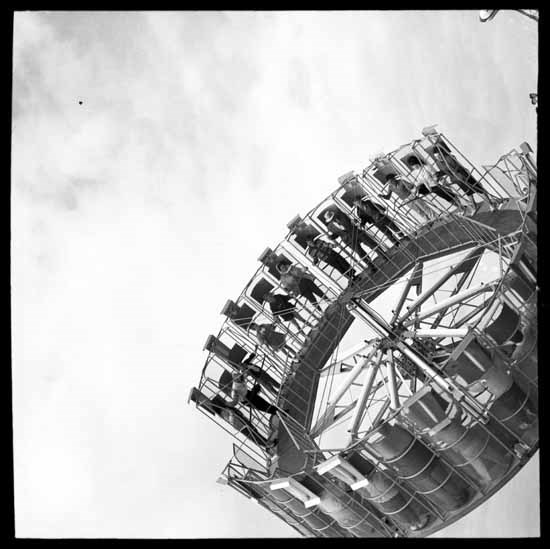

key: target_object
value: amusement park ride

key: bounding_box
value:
[189,125,538,537]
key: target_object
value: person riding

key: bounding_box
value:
[379,172,436,221]
[238,350,281,396]
[305,238,358,281]
[429,140,501,210]
[321,206,384,261]
[219,368,279,415]
[249,321,298,357]
[406,155,465,213]
[276,262,326,311]
[290,219,321,248]
[352,195,404,246]
[192,389,274,449]
[264,292,311,330]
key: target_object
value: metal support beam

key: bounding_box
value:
[442,297,494,333]
[467,295,502,333]
[390,262,423,324]
[319,340,373,377]
[431,249,484,329]
[347,351,382,442]
[395,340,486,417]
[310,346,379,437]
[328,346,379,409]
[385,350,400,410]
[353,296,490,420]
[351,299,392,335]
[370,398,393,430]
[404,327,470,338]
[401,280,498,327]
[520,152,538,182]
[398,246,485,324]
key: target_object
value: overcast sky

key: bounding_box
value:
[12,10,538,538]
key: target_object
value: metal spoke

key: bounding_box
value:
[401,279,499,328]
[310,345,379,436]
[397,245,486,325]
[433,251,485,330]
[404,327,469,338]
[385,349,400,410]
[319,340,373,377]
[433,296,493,345]
[347,349,383,442]
[390,261,423,324]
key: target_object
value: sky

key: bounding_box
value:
[11,10,538,538]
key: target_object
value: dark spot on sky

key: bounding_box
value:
[78,101,83,105]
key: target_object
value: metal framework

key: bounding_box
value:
[190,127,537,538]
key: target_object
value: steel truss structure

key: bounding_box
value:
[190,127,537,537]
